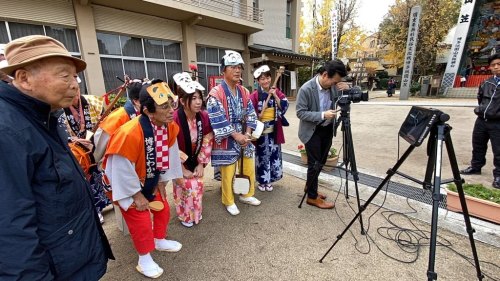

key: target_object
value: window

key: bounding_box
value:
[196,46,224,91]
[0,21,85,93]
[97,32,182,91]
[286,0,292,39]
[0,22,9,43]
[252,0,259,21]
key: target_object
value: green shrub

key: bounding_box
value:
[410,82,421,94]
[378,78,389,89]
[447,183,500,204]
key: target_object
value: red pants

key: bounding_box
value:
[120,193,170,255]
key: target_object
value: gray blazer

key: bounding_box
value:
[296,76,339,144]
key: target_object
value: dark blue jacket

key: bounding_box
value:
[0,83,114,280]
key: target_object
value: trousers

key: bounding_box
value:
[220,156,255,206]
[305,124,333,199]
[470,117,500,176]
[120,192,170,255]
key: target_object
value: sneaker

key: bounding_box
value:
[226,204,240,215]
[181,221,193,228]
[460,166,481,175]
[257,184,266,192]
[155,239,182,252]
[136,263,164,279]
[265,184,273,192]
[238,196,261,206]
[493,177,500,189]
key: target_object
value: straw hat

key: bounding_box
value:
[0,35,86,76]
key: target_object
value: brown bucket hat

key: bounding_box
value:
[0,35,86,76]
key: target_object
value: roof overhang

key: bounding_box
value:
[249,44,321,66]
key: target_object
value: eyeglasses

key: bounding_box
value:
[157,101,178,110]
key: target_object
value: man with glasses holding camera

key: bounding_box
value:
[296,60,351,209]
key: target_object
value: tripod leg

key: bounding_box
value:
[426,126,444,281]
[342,123,349,199]
[343,123,365,234]
[444,128,484,280]
[320,145,416,262]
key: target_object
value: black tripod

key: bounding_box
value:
[319,114,484,280]
[298,103,365,234]
[334,103,365,234]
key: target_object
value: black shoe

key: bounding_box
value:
[493,177,500,189]
[460,166,481,175]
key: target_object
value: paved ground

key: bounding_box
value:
[100,90,500,281]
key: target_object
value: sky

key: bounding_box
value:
[356,0,395,33]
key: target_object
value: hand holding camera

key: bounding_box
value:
[324,109,338,120]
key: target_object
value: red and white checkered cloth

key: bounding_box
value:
[153,123,169,171]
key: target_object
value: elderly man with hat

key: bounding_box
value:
[206,50,261,216]
[103,79,184,278]
[0,35,113,279]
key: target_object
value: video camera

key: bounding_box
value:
[336,86,369,106]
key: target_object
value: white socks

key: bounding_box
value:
[154,238,183,252]
[138,253,156,269]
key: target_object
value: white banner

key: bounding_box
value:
[440,0,476,93]
[330,9,338,60]
[400,6,421,100]
[290,71,297,90]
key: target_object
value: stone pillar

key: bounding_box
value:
[181,20,199,73]
[72,0,105,96]
[291,0,300,53]
[242,36,252,90]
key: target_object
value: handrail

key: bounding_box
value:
[174,0,264,24]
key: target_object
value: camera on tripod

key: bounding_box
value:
[336,86,369,105]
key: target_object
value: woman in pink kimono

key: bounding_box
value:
[172,72,213,227]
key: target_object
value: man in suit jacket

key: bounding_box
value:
[296,60,350,209]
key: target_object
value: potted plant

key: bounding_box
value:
[446,183,500,224]
[323,147,339,171]
[297,145,339,171]
[298,144,307,164]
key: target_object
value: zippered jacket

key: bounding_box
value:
[474,76,500,120]
[0,82,113,280]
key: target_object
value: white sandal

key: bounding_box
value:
[257,184,266,192]
[136,264,164,279]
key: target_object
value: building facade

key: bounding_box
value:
[0,0,311,97]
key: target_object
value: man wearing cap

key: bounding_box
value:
[206,50,261,216]
[103,79,184,278]
[0,35,113,279]
[296,59,350,209]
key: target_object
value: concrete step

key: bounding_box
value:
[445,87,477,98]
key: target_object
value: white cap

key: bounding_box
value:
[253,65,270,79]
[173,72,205,94]
[222,50,244,67]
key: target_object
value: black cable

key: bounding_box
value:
[327,133,500,280]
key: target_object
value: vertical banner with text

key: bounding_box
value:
[400,6,422,100]
[330,8,338,60]
[440,0,476,93]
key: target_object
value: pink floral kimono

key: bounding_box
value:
[173,109,213,225]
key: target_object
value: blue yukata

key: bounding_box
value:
[250,87,289,185]
[207,81,257,166]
